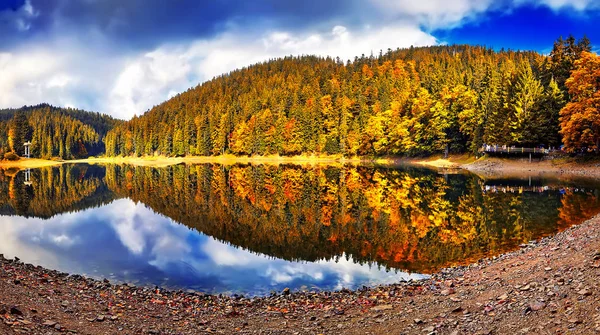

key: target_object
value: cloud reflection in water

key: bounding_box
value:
[0,199,424,295]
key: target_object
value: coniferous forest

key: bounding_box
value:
[1,37,598,160]
[102,36,598,158]
[0,104,122,159]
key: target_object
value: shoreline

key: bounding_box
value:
[2,213,600,334]
[2,154,600,179]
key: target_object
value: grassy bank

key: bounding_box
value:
[4,154,600,177]
[75,154,370,167]
[0,158,65,169]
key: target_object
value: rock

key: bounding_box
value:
[13,279,20,285]
[577,289,592,296]
[529,301,546,311]
[54,323,62,330]
[423,326,435,332]
[451,306,463,313]
[43,320,57,327]
[441,288,455,296]
[97,315,105,322]
[282,288,291,296]
[61,300,69,307]
[414,319,424,324]
[497,294,509,300]
[9,306,23,316]
[568,318,582,324]
[520,285,531,291]
[544,267,552,271]
[371,304,393,312]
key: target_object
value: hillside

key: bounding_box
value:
[103,36,594,158]
[0,104,123,159]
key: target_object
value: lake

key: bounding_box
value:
[1,163,599,296]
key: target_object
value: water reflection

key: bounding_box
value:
[0,199,413,294]
[1,164,600,295]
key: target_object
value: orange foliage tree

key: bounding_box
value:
[560,52,600,152]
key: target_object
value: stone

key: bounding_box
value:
[43,320,57,327]
[441,288,455,296]
[282,288,291,295]
[9,306,23,316]
[530,301,546,311]
[370,304,393,312]
[577,289,592,296]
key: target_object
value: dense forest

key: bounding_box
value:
[103,36,597,158]
[0,104,122,159]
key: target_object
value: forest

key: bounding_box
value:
[102,36,598,158]
[0,104,122,159]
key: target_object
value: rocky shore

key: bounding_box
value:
[2,214,600,334]
[463,156,600,179]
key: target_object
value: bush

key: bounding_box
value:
[3,152,20,161]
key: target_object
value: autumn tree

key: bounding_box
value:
[559,51,600,152]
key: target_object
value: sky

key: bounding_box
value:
[1,0,599,120]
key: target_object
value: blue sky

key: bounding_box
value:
[0,0,599,119]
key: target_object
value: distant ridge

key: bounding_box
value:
[0,104,123,159]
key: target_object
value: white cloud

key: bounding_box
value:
[369,0,496,29]
[514,0,600,11]
[103,23,435,119]
[0,0,597,120]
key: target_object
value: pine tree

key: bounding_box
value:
[8,111,30,155]
[511,62,543,145]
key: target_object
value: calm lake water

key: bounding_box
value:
[1,163,600,295]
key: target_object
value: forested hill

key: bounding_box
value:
[0,104,123,159]
[100,37,592,157]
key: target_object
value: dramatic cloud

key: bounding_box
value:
[0,0,598,119]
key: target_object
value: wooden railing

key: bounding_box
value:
[480,146,550,154]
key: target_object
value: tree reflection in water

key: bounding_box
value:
[2,163,600,274]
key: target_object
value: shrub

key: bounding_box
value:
[3,152,20,161]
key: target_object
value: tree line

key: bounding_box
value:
[0,104,123,159]
[103,36,596,157]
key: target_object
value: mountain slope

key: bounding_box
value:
[0,104,123,159]
[103,39,591,158]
